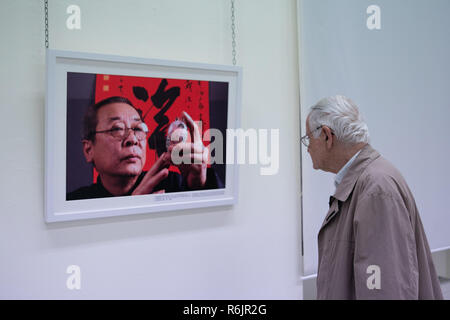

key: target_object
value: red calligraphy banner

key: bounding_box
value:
[93,74,210,182]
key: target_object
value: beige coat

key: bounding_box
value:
[316,144,443,299]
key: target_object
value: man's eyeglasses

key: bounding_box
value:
[93,121,149,141]
[300,125,324,148]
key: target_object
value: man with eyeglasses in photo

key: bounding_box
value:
[66,96,222,200]
[301,95,442,300]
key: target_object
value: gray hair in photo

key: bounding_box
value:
[308,95,370,145]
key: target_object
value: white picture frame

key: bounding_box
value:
[45,49,242,223]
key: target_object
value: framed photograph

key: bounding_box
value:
[45,50,242,222]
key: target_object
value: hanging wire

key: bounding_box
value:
[231,0,236,65]
[45,0,49,48]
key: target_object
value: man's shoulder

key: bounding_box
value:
[66,183,110,200]
[364,155,401,178]
[356,155,408,197]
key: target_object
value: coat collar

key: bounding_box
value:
[319,144,381,232]
[332,144,381,202]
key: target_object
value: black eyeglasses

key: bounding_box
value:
[93,121,149,141]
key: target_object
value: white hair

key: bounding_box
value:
[308,95,370,145]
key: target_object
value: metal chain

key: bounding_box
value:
[45,0,49,48]
[231,0,236,65]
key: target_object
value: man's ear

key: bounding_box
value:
[323,126,333,149]
[82,139,94,163]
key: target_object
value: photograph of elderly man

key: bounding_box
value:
[66,96,223,200]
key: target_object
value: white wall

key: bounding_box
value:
[299,0,450,279]
[0,0,302,299]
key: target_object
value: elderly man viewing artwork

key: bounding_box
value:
[301,95,443,300]
[67,96,223,200]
